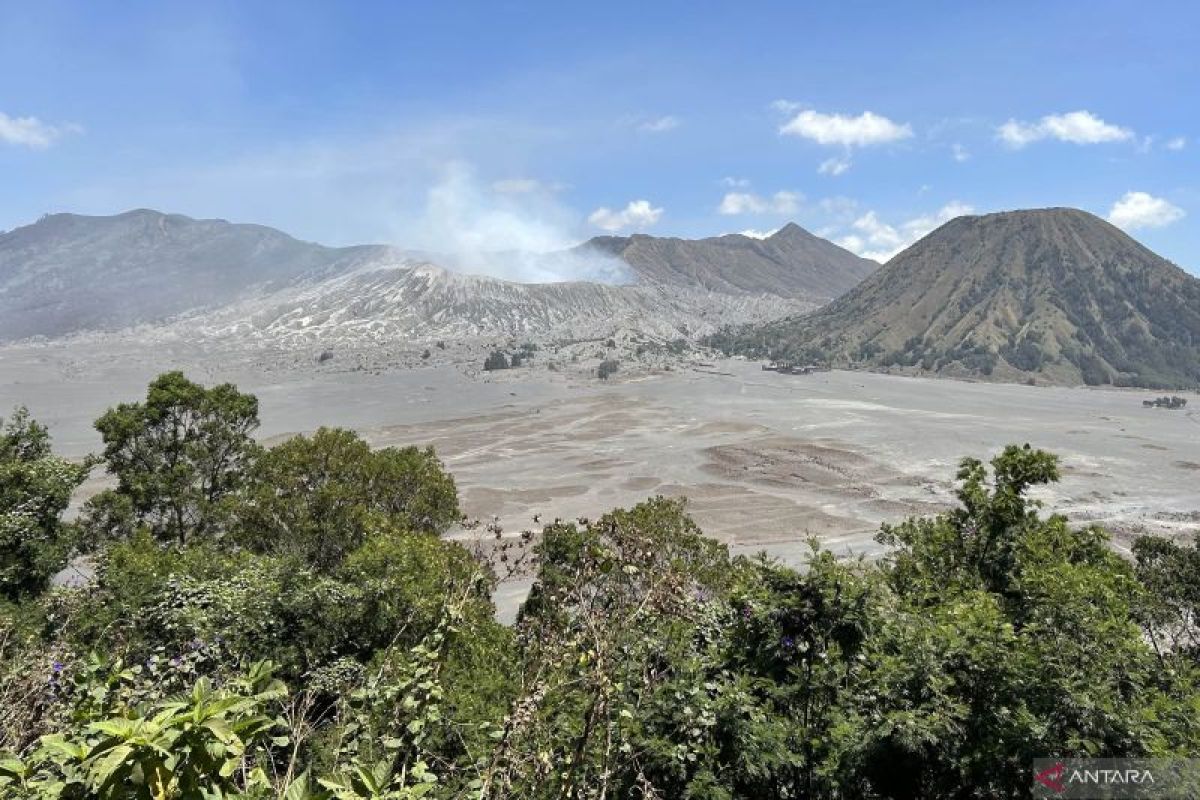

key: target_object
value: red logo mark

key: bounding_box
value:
[1035,762,1066,793]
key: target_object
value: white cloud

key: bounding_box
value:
[737,228,780,239]
[718,190,801,216]
[1166,136,1186,151]
[951,143,970,162]
[997,110,1133,148]
[780,109,913,147]
[1107,191,1185,231]
[836,201,974,262]
[718,193,765,214]
[638,115,680,133]
[771,191,801,214]
[720,176,751,188]
[818,156,852,176]
[770,99,803,115]
[588,199,663,232]
[0,112,79,149]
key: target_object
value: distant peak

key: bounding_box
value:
[768,222,812,241]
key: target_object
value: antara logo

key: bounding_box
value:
[1033,760,1158,795]
[1034,762,1066,793]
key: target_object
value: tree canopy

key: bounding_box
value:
[89,371,260,544]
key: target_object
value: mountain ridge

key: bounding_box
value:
[0,209,870,343]
[578,221,875,299]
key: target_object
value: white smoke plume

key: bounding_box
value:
[395,161,631,284]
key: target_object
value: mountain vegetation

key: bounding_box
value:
[710,209,1200,389]
[2,375,1199,798]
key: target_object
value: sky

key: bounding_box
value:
[2,0,1198,275]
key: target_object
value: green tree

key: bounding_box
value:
[866,444,1195,797]
[0,408,93,601]
[1132,533,1200,659]
[486,498,731,799]
[231,428,459,569]
[88,372,259,544]
[0,407,50,462]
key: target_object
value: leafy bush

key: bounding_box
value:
[230,428,460,567]
[0,408,94,601]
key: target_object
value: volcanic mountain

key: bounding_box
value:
[0,211,870,344]
[579,222,876,299]
[0,209,362,340]
[712,208,1200,389]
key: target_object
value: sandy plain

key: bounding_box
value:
[3,342,1198,616]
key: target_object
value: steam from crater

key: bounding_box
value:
[394,161,632,285]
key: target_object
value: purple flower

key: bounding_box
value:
[781,636,795,649]
[51,661,63,674]
[170,656,182,667]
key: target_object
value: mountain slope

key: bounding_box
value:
[170,258,815,345]
[0,209,359,340]
[579,222,876,299]
[712,208,1200,388]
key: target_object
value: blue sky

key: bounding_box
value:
[2,0,1198,274]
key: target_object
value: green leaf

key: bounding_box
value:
[87,743,134,787]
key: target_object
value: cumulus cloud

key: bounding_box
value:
[588,199,663,232]
[720,176,751,188]
[1166,136,1186,151]
[779,109,913,147]
[836,201,974,262]
[637,115,681,133]
[0,112,79,149]
[997,110,1133,148]
[718,190,801,216]
[1107,191,1185,231]
[818,156,852,176]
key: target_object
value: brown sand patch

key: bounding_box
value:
[700,437,900,498]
